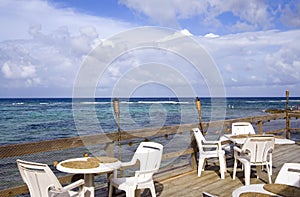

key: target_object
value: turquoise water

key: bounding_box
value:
[1,97,300,192]
[1,97,300,145]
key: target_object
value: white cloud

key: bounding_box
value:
[231,78,237,82]
[204,33,219,38]
[231,21,257,32]
[107,66,121,77]
[0,0,134,96]
[2,61,36,79]
[0,0,133,41]
[180,29,193,36]
[280,1,300,28]
[198,30,300,92]
[265,42,300,82]
[119,0,298,32]
[2,25,300,97]
[222,0,271,29]
[0,0,300,97]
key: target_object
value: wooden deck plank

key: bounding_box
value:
[95,143,300,197]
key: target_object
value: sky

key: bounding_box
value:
[0,0,300,98]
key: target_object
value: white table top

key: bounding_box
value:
[57,157,121,174]
[232,184,274,197]
[222,134,295,145]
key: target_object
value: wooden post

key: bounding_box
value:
[195,97,204,134]
[257,121,263,134]
[104,142,114,157]
[113,98,122,176]
[286,90,291,139]
[113,98,121,146]
[190,130,198,170]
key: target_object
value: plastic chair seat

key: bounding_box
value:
[201,149,225,158]
[112,177,136,188]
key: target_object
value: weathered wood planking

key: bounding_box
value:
[93,143,300,197]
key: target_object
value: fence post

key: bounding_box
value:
[113,98,122,176]
[286,90,291,139]
[104,141,115,157]
[257,121,263,134]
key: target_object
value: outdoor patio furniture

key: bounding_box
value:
[108,141,163,197]
[232,122,256,135]
[232,162,300,196]
[17,159,85,197]
[233,136,275,185]
[192,128,226,179]
[275,162,300,187]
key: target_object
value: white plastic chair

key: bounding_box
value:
[109,142,163,197]
[275,163,300,187]
[233,136,275,185]
[220,122,256,154]
[17,159,85,197]
[192,128,226,179]
[232,122,256,135]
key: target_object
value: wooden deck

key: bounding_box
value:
[95,142,300,197]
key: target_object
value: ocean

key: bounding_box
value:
[1,97,300,146]
[1,97,300,192]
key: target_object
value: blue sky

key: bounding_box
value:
[0,0,300,97]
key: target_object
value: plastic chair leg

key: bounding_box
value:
[219,154,226,179]
[266,165,272,183]
[108,183,113,197]
[233,158,237,180]
[244,164,251,185]
[149,182,157,197]
[126,187,135,197]
[198,157,206,177]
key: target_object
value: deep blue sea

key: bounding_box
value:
[1,97,300,146]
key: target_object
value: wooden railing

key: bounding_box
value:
[286,111,300,139]
[1,112,299,196]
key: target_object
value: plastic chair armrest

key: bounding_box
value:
[60,179,85,192]
[202,144,218,149]
[121,160,136,168]
[135,168,158,175]
[233,146,242,153]
[206,140,221,144]
[203,140,222,148]
[113,160,137,178]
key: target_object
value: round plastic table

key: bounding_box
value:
[57,157,121,197]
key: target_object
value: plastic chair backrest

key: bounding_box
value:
[130,142,163,184]
[232,122,255,135]
[192,128,206,154]
[242,137,274,163]
[17,159,62,197]
[275,163,300,187]
[133,142,163,172]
